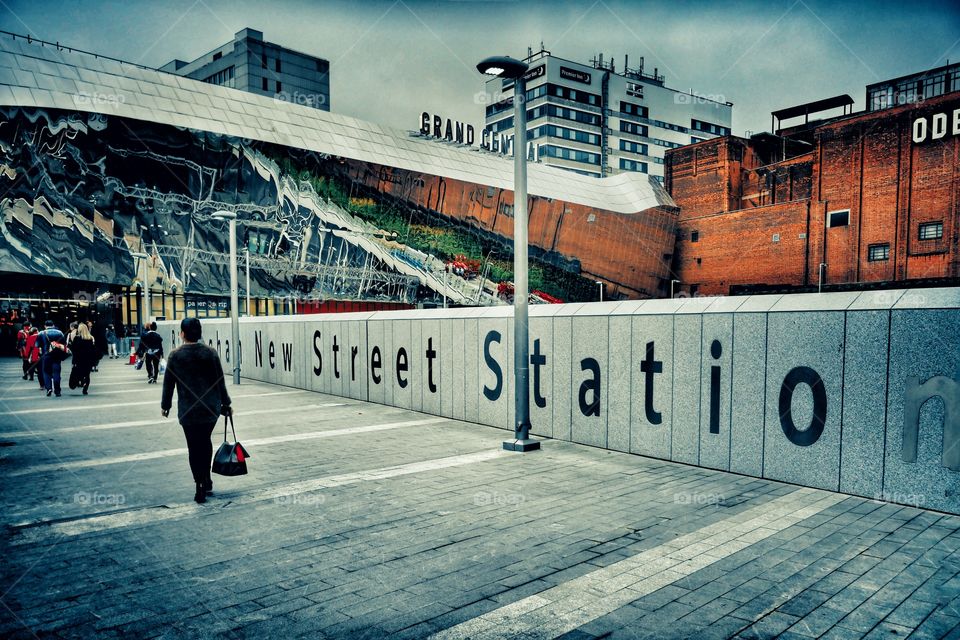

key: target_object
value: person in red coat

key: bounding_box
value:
[23,328,43,388]
[17,321,31,379]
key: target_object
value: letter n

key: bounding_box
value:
[903,375,960,471]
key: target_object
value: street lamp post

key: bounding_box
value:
[131,251,149,327]
[478,55,540,453]
[597,280,604,302]
[670,279,681,299]
[213,211,241,385]
[245,248,251,317]
[818,263,827,293]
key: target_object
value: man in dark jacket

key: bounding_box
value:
[161,317,232,504]
[137,322,164,383]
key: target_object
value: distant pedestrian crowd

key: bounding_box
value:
[15,319,166,396]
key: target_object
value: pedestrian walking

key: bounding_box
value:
[68,323,97,395]
[161,317,232,504]
[106,325,119,359]
[38,320,68,397]
[65,322,79,350]
[137,321,164,383]
[24,327,42,387]
[17,321,31,379]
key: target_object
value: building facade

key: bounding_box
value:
[667,73,960,296]
[160,27,330,111]
[483,49,733,180]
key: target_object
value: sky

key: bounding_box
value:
[2,0,959,136]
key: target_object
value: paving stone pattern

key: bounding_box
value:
[1,360,959,639]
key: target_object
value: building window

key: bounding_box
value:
[620,121,649,137]
[203,66,235,87]
[262,77,268,91]
[212,51,222,61]
[691,136,705,143]
[691,230,699,242]
[619,139,648,155]
[261,53,267,68]
[828,209,849,228]
[691,119,731,136]
[620,101,648,118]
[619,158,647,173]
[626,82,643,98]
[921,75,945,99]
[868,244,890,261]
[918,221,943,240]
[541,145,601,165]
[276,80,282,93]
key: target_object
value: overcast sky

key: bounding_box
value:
[2,0,959,135]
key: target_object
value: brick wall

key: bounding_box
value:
[668,93,960,295]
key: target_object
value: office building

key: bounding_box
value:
[160,27,330,111]
[482,48,733,180]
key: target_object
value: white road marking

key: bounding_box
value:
[430,488,846,640]
[0,403,348,438]
[15,448,506,537]
[8,417,451,476]
[0,390,309,415]
[2,388,154,401]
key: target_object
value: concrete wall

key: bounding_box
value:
[159,288,960,515]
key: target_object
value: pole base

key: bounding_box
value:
[503,438,541,453]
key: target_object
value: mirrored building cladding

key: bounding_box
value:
[482,48,733,180]
[0,32,680,340]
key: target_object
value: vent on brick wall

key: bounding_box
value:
[799,233,807,239]
[772,233,781,243]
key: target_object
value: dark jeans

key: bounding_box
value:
[145,353,160,380]
[22,357,30,378]
[181,421,216,485]
[42,356,61,394]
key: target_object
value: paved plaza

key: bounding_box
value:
[1,358,960,639]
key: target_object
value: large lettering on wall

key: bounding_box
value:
[158,296,960,515]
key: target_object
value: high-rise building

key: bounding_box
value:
[482,48,733,180]
[160,28,330,111]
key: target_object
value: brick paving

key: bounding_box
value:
[1,358,959,639]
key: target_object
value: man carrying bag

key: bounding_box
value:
[160,317,232,504]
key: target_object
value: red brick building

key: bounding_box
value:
[666,68,960,296]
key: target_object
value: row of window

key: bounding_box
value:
[262,78,281,93]
[486,83,602,117]
[689,222,944,257]
[619,158,648,173]
[530,124,601,145]
[619,140,648,155]
[620,101,648,118]
[830,211,945,243]
[540,145,601,165]
[204,66,235,87]
[868,66,960,110]
[691,119,731,136]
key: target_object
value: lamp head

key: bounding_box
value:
[476,56,529,80]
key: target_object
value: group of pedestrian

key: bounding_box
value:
[16,320,123,396]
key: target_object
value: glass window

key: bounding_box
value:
[262,77,268,91]
[919,221,943,240]
[620,121,648,137]
[619,139,648,155]
[619,158,648,173]
[867,244,889,261]
[828,210,850,228]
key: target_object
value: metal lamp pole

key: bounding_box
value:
[671,279,681,299]
[213,211,241,385]
[245,248,251,316]
[131,251,148,326]
[478,55,539,453]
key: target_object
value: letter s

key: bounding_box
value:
[483,330,503,401]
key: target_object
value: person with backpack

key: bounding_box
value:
[68,323,97,395]
[137,321,164,383]
[38,320,68,397]
[161,317,232,504]
[17,321,31,380]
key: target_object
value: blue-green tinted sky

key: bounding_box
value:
[2,0,958,135]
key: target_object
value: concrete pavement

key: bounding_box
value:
[2,357,960,639]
